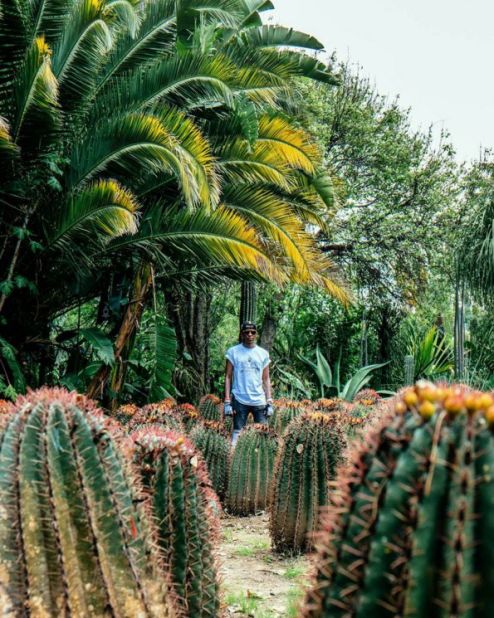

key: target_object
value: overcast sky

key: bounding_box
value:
[271,0,493,162]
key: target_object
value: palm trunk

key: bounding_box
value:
[86,262,152,404]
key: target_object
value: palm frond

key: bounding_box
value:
[0,0,30,97]
[107,204,286,282]
[103,0,140,37]
[46,178,139,252]
[237,0,273,28]
[29,0,74,42]
[96,52,236,118]
[11,35,60,152]
[237,25,324,50]
[67,112,180,189]
[51,0,113,109]
[176,0,241,45]
[96,0,176,90]
[0,116,18,162]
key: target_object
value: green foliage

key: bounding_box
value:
[80,327,115,365]
[143,314,177,402]
[403,324,454,381]
[270,412,347,553]
[0,387,177,617]
[129,427,221,617]
[303,383,494,617]
[189,420,231,501]
[299,346,387,401]
[227,424,279,515]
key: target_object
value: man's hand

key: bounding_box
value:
[224,402,233,416]
[266,403,274,417]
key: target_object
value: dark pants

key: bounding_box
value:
[231,397,267,444]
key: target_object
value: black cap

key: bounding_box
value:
[240,321,257,332]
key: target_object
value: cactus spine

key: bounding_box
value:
[0,388,176,617]
[303,382,494,617]
[189,420,230,501]
[270,413,347,553]
[227,424,279,515]
[127,402,183,433]
[129,428,221,617]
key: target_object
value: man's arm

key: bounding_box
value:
[262,364,272,402]
[224,359,233,402]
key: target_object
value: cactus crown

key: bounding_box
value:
[0,387,176,617]
[304,382,494,617]
[127,403,183,432]
[198,394,222,422]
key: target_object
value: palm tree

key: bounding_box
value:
[0,0,347,399]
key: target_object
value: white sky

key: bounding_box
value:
[270,0,494,162]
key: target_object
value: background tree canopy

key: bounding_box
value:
[0,0,492,403]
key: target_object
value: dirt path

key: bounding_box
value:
[219,513,310,617]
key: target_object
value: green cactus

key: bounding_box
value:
[269,412,347,554]
[129,427,221,617]
[302,382,494,617]
[227,424,279,515]
[0,387,177,617]
[127,402,183,433]
[198,394,223,422]
[269,402,307,435]
[189,420,230,501]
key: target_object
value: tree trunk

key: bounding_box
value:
[86,262,152,404]
[454,277,465,380]
[259,289,283,353]
[166,281,212,402]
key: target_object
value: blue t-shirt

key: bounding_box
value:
[226,343,270,406]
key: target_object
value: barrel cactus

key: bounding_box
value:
[227,424,279,515]
[115,402,139,425]
[199,394,222,421]
[189,420,230,501]
[128,402,183,432]
[0,387,177,617]
[269,401,307,435]
[270,412,347,553]
[173,402,201,432]
[303,382,494,617]
[128,427,221,617]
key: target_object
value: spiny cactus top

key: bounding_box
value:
[0,387,177,618]
[128,427,221,617]
[269,401,308,435]
[270,412,347,553]
[303,382,494,618]
[198,394,223,422]
[353,388,381,406]
[173,403,200,431]
[127,402,183,432]
[313,398,347,412]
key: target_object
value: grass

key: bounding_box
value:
[233,537,270,557]
[224,591,265,615]
[283,565,306,580]
[285,586,305,617]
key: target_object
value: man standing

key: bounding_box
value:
[224,321,273,445]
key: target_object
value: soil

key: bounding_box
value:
[219,512,311,617]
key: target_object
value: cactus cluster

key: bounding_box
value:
[115,402,139,425]
[128,427,221,617]
[0,388,177,617]
[353,388,381,406]
[227,424,279,515]
[313,398,347,413]
[127,402,183,433]
[189,420,231,501]
[303,382,494,617]
[270,412,347,554]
